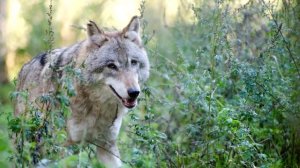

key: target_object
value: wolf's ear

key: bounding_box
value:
[87,21,107,47]
[124,16,140,33]
[123,16,142,46]
[87,20,103,36]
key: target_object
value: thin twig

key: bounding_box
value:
[86,140,133,167]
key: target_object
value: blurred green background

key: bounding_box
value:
[0,0,300,167]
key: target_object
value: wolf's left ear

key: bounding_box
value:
[124,16,140,33]
[123,16,142,46]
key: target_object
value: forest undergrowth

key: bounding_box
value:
[0,0,299,167]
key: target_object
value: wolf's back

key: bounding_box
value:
[14,42,84,115]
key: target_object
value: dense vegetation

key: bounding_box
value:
[0,0,299,167]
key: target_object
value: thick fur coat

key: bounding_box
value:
[15,16,149,167]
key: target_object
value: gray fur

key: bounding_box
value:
[15,16,149,168]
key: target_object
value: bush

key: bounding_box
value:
[2,0,300,167]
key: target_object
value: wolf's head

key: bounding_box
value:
[81,16,149,109]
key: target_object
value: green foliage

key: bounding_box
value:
[0,0,299,167]
[120,0,300,167]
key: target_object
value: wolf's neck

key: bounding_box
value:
[71,85,127,123]
[69,85,127,142]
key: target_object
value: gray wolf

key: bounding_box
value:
[15,16,149,167]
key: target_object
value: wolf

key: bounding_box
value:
[14,16,149,167]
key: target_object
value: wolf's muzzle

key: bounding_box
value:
[127,88,140,99]
[109,85,123,100]
[109,85,139,109]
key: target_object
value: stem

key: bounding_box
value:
[87,140,133,167]
[260,0,300,77]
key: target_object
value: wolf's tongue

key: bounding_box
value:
[122,98,136,108]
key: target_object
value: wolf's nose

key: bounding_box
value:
[127,88,140,99]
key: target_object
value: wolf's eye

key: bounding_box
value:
[131,59,138,66]
[107,63,118,70]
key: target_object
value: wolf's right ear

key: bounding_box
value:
[87,20,103,36]
[87,21,107,47]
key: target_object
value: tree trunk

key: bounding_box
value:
[0,0,8,83]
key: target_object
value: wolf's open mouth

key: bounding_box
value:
[109,85,137,109]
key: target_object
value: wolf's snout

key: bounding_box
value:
[127,88,140,99]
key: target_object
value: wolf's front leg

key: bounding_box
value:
[97,145,122,168]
